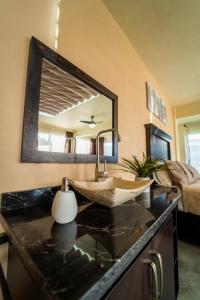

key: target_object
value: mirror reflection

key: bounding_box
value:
[38,59,113,155]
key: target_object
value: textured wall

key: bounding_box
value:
[0,0,175,193]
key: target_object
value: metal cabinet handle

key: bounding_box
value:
[143,259,159,300]
[149,250,164,299]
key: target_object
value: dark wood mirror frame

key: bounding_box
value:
[145,123,172,160]
[21,37,118,163]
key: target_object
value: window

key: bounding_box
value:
[38,132,65,153]
[104,142,112,156]
[76,138,90,154]
[186,133,200,172]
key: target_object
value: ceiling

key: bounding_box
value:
[177,114,200,125]
[39,94,112,131]
[40,59,99,116]
[103,0,200,106]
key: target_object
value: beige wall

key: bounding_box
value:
[176,101,200,119]
[175,101,200,161]
[0,0,175,194]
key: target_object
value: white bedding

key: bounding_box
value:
[154,164,200,216]
[181,180,200,216]
[155,183,200,216]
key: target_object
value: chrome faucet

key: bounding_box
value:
[95,128,121,181]
[64,137,76,154]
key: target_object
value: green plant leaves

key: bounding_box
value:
[117,153,165,177]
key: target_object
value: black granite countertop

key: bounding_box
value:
[0,186,180,300]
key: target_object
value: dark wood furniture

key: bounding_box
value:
[106,242,152,300]
[145,123,172,160]
[145,123,200,245]
[5,210,178,300]
[105,211,178,300]
[0,234,12,300]
[1,183,179,300]
[7,245,43,300]
[177,210,200,244]
[145,123,181,297]
[21,37,118,164]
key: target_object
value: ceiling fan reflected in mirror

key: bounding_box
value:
[80,115,103,128]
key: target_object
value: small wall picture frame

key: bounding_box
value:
[146,82,167,124]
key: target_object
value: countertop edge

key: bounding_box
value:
[81,196,179,300]
[0,195,180,300]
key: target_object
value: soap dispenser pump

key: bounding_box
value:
[51,178,78,224]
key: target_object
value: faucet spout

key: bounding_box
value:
[95,128,121,181]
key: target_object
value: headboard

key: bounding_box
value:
[145,123,172,160]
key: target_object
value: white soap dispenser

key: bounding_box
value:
[51,177,78,224]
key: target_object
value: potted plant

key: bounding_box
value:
[118,153,165,180]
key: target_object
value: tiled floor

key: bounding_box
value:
[178,241,200,300]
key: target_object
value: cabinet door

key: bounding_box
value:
[105,242,153,300]
[151,215,175,300]
[7,244,43,300]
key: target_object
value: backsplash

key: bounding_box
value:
[1,186,61,212]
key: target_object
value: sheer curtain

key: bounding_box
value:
[185,121,200,172]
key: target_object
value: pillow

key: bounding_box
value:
[176,161,195,184]
[165,160,194,188]
[153,169,173,187]
[184,164,200,181]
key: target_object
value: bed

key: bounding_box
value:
[145,123,200,244]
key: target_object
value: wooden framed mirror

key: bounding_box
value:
[21,37,118,163]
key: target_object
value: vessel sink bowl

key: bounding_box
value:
[70,177,153,208]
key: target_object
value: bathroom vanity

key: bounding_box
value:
[0,186,180,300]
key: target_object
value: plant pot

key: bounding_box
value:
[136,192,151,208]
[135,176,150,192]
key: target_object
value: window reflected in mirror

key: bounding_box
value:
[38,59,113,156]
